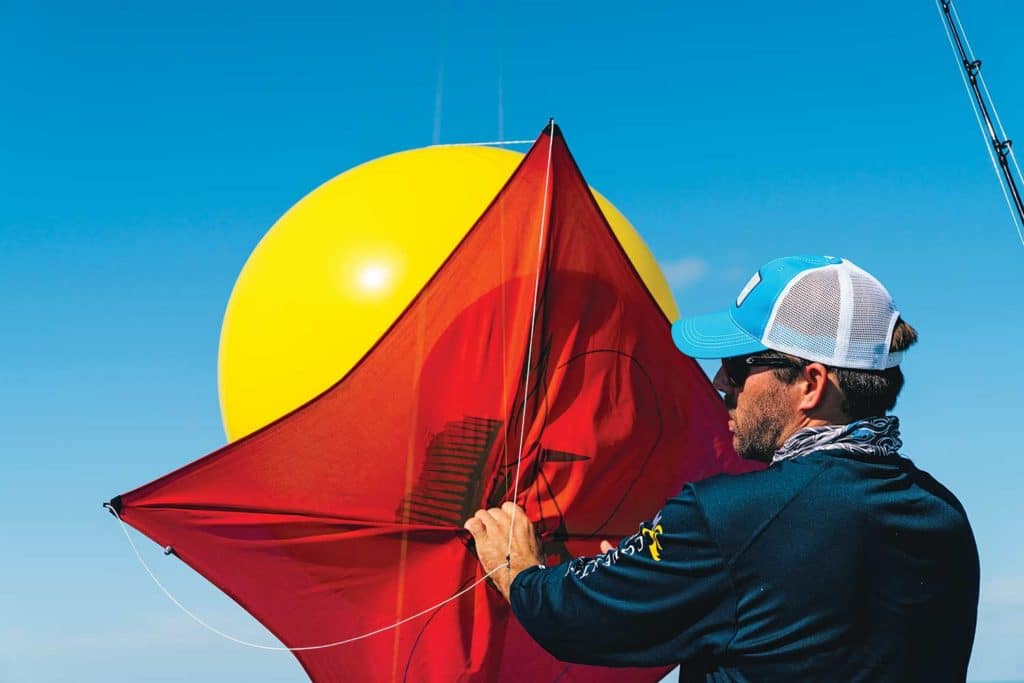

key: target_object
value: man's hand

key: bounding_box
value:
[464,502,544,601]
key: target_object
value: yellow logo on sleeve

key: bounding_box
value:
[641,524,664,561]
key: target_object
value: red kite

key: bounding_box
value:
[109,125,757,682]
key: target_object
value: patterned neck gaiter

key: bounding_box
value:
[771,415,903,466]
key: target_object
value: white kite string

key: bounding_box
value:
[505,120,556,563]
[496,0,505,143]
[431,1,448,145]
[428,139,534,147]
[107,504,506,651]
[109,123,558,651]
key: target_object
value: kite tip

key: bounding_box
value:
[541,119,563,139]
[104,495,123,517]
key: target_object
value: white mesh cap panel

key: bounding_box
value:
[762,260,900,370]
[763,266,842,363]
[844,263,900,369]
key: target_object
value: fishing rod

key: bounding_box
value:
[937,0,1024,245]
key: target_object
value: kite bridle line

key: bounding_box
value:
[506,118,558,576]
[427,139,534,147]
[104,503,508,651]
[106,123,559,651]
[935,0,1024,246]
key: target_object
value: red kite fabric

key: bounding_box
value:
[112,126,758,682]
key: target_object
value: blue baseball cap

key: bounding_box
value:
[671,255,903,370]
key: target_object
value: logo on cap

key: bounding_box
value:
[736,272,761,307]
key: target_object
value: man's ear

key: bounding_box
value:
[795,362,830,412]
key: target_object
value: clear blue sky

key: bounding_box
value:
[2,1,1023,681]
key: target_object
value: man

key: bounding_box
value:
[465,255,979,681]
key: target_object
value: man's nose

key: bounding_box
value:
[712,365,732,395]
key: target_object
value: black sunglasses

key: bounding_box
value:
[721,354,808,388]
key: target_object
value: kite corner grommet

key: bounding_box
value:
[104,496,123,516]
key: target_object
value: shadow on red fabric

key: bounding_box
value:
[109,124,760,682]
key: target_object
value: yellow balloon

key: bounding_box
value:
[218,145,679,441]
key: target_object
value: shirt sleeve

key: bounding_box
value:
[509,484,735,667]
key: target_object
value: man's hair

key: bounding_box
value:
[771,318,918,421]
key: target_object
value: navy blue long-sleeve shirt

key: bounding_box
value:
[510,449,979,681]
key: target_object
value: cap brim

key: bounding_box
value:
[672,310,768,359]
